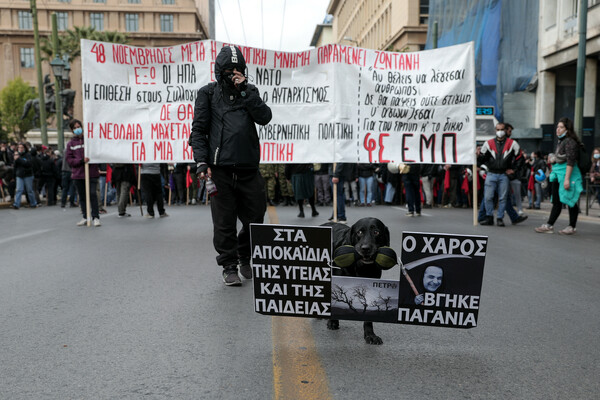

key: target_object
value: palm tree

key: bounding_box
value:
[41,26,129,62]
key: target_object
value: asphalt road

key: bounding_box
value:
[1,201,599,399]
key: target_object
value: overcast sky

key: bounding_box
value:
[215,0,331,52]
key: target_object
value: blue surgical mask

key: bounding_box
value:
[594,154,600,159]
[74,128,83,136]
[557,132,566,139]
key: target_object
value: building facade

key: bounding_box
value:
[536,0,600,152]
[0,0,210,140]
[326,0,429,51]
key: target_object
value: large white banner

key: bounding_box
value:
[81,40,475,164]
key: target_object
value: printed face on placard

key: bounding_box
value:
[422,266,443,292]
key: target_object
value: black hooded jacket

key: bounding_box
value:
[189,45,272,170]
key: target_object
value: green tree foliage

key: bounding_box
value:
[41,26,129,61]
[0,77,36,142]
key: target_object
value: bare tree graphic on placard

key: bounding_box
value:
[352,285,370,313]
[331,284,359,313]
[378,293,393,311]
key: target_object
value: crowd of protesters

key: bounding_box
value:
[0,143,592,217]
[2,121,598,232]
[0,140,213,220]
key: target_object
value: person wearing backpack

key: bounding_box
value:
[535,117,583,235]
[189,45,272,286]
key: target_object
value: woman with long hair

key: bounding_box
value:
[589,147,600,208]
[534,117,583,235]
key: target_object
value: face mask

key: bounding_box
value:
[496,130,505,138]
[594,154,600,159]
[74,128,83,136]
[558,132,566,139]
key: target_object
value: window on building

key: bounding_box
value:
[125,14,139,32]
[90,13,104,31]
[56,12,69,31]
[57,0,71,3]
[544,0,557,29]
[18,11,33,30]
[160,14,173,32]
[20,48,35,68]
[93,0,106,3]
[419,0,429,24]
[128,0,141,3]
[162,0,175,4]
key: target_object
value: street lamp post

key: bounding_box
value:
[50,13,68,152]
[50,55,64,152]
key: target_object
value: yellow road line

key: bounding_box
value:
[272,317,332,400]
[267,205,332,400]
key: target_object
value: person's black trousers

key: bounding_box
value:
[74,178,99,219]
[210,167,266,268]
[141,174,165,216]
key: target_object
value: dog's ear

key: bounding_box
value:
[349,224,359,245]
[382,225,390,247]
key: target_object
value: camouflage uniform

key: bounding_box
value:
[276,164,294,198]
[259,164,277,201]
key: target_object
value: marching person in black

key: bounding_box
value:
[189,45,272,286]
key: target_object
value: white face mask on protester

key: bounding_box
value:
[496,130,506,138]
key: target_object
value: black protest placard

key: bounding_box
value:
[398,232,488,329]
[251,224,332,318]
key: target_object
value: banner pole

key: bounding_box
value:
[103,176,108,209]
[85,163,91,226]
[332,163,337,222]
[473,161,478,226]
[137,165,143,216]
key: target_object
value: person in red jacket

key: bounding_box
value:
[65,119,101,227]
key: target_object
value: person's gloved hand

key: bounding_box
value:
[414,294,424,305]
[196,162,208,176]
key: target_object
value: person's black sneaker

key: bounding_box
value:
[222,267,242,286]
[338,218,347,224]
[496,218,505,227]
[239,263,252,280]
[312,210,319,217]
[297,210,305,218]
[511,215,528,225]
[479,216,494,225]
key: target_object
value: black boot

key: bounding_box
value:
[298,202,305,218]
[496,218,505,227]
[309,196,319,217]
[479,216,494,225]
